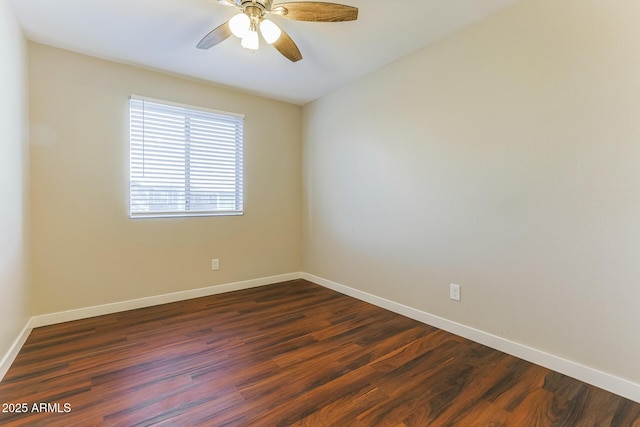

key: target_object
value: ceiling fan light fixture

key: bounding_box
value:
[241,28,259,50]
[229,13,250,38]
[197,1,358,62]
[260,19,281,44]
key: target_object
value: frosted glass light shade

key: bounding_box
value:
[241,29,259,50]
[229,13,250,38]
[260,19,281,44]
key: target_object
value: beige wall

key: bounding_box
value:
[303,0,640,384]
[0,0,29,362]
[29,42,302,314]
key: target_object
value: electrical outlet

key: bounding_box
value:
[211,259,219,270]
[449,284,461,301]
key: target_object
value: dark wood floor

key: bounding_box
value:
[0,280,638,426]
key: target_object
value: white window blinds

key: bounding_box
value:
[129,96,244,218]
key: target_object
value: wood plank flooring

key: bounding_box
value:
[0,279,638,426]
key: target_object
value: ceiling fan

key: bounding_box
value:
[197,0,358,62]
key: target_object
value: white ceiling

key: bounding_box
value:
[10,0,521,105]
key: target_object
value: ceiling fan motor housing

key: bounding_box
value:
[238,0,273,11]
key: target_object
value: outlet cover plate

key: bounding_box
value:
[450,283,461,301]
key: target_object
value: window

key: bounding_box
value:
[129,96,244,218]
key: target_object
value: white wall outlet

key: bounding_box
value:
[450,283,461,301]
[211,259,219,270]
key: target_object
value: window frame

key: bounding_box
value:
[128,95,245,219]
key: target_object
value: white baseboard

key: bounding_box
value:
[302,273,640,404]
[30,272,303,328]
[0,321,33,382]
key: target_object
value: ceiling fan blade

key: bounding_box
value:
[197,21,232,49]
[272,26,302,62]
[271,2,358,22]
[217,0,240,7]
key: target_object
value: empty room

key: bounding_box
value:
[1,0,639,425]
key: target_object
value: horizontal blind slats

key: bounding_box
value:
[129,97,244,217]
